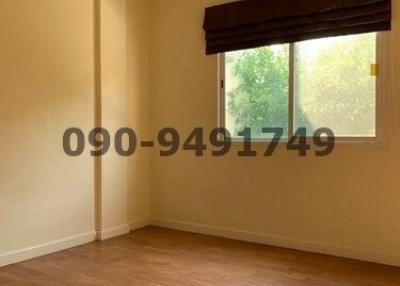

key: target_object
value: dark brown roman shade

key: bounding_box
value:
[203,0,391,55]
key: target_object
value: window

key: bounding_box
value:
[220,32,384,141]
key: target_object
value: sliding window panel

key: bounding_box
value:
[293,33,377,137]
[225,45,290,138]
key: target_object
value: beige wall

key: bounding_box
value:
[126,0,151,226]
[148,0,400,265]
[0,0,96,254]
[100,0,130,234]
[0,0,151,263]
[99,0,150,236]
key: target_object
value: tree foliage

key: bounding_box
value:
[295,33,375,136]
[226,33,376,137]
[226,46,289,137]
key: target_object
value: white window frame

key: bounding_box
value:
[218,32,390,144]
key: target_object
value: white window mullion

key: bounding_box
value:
[218,53,226,131]
[288,43,295,138]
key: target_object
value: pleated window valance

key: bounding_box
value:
[203,0,391,55]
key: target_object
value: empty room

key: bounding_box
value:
[1,0,400,285]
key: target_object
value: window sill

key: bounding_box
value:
[229,137,385,148]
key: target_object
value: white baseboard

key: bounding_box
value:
[2,219,398,268]
[97,224,130,241]
[0,231,97,268]
[0,221,148,268]
[150,217,400,267]
[129,218,150,231]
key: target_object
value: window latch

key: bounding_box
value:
[371,64,379,77]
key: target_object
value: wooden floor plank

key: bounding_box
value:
[1,227,399,286]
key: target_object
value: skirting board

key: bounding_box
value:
[0,219,150,268]
[130,218,150,231]
[97,224,130,241]
[150,217,400,267]
[0,231,97,268]
[97,219,150,241]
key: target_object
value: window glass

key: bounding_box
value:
[225,45,289,138]
[223,33,377,139]
[294,33,376,137]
